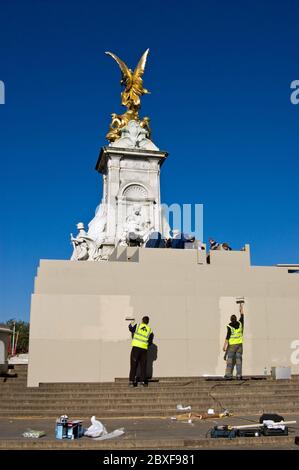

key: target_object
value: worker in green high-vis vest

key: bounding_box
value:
[129,316,154,387]
[223,302,244,380]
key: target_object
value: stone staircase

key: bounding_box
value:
[1,365,299,418]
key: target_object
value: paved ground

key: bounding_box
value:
[0,414,299,449]
[8,354,28,365]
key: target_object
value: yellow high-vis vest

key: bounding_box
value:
[131,323,152,350]
[227,322,243,345]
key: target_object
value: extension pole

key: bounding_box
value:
[12,322,16,356]
[228,421,296,430]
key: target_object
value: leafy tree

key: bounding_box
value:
[5,319,30,354]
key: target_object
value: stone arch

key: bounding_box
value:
[122,183,148,199]
[117,182,154,201]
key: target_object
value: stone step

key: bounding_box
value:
[3,380,296,389]
[2,383,299,392]
[42,380,299,387]
[2,388,298,399]
[1,393,298,404]
[115,375,299,382]
[0,392,296,403]
[39,380,298,387]
[5,371,27,377]
[0,435,295,450]
[0,406,296,416]
[1,386,298,396]
[1,391,298,401]
[2,384,299,395]
[2,368,299,421]
[33,387,295,395]
[0,385,299,396]
[0,405,296,418]
[6,366,299,381]
[0,375,27,386]
[0,398,298,411]
[5,380,299,388]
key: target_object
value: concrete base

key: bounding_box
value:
[28,246,299,386]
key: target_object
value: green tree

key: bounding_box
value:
[5,319,30,354]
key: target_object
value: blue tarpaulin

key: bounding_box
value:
[145,232,166,248]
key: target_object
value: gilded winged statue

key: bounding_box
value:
[105,49,151,142]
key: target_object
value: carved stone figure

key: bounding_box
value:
[119,206,153,247]
[87,203,107,244]
[110,120,159,150]
[71,223,101,261]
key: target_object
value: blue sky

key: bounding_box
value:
[0,0,298,322]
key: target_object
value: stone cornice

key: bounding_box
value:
[95,146,168,173]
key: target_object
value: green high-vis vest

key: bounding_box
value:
[132,323,152,350]
[227,323,243,345]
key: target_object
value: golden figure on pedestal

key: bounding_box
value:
[105,49,151,142]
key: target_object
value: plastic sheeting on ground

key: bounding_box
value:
[84,416,125,440]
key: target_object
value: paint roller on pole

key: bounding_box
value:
[223,297,245,360]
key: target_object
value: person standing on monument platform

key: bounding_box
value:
[209,238,220,250]
[129,316,153,387]
[223,302,244,380]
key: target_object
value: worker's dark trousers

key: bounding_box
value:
[225,344,243,377]
[129,346,148,383]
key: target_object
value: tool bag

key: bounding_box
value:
[211,426,237,438]
[262,426,288,436]
[237,428,262,437]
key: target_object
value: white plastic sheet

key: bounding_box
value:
[84,416,107,438]
[84,416,125,440]
[263,420,285,430]
[93,428,125,440]
[176,404,191,411]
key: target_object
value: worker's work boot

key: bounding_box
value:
[224,375,232,380]
[141,382,148,387]
[129,381,137,387]
[236,376,243,380]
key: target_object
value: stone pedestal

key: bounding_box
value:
[27,247,299,386]
[87,146,168,257]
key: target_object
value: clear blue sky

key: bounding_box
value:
[0,0,298,322]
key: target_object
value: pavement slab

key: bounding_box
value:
[0,414,299,450]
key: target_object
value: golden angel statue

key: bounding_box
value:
[105,49,152,142]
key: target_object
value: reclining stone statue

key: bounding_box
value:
[71,222,101,261]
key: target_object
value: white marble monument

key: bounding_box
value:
[71,50,170,260]
[71,121,169,260]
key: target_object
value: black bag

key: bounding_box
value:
[262,426,288,436]
[237,429,262,437]
[259,413,284,423]
[211,426,237,439]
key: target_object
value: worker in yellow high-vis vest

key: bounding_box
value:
[223,302,244,380]
[129,316,154,387]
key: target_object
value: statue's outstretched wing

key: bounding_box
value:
[105,51,131,81]
[133,48,150,79]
